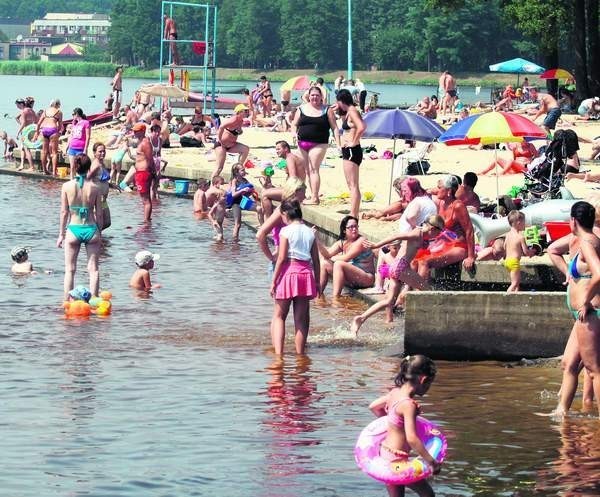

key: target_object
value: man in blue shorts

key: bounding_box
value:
[530,87,561,136]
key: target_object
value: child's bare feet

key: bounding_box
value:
[351,315,365,336]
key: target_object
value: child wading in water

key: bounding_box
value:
[351,215,445,335]
[11,246,33,274]
[368,355,442,497]
[504,210,535,293]
[129,250,160,291]
[270,199,320,355]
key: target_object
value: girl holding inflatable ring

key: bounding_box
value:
[363,355,443,496]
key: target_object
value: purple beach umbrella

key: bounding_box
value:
[362,108,445,202]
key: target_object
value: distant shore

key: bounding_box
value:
[0,61,541,87]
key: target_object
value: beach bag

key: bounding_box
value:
[405,160,430,176]
[180,136,204,148]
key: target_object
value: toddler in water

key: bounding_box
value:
[1,130,18,159]
[368,355,442,497]
[504,210,535,293]
[11,246,33,274]
[129,250,160,291]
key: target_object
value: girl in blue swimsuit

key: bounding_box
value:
[57,153,103,301]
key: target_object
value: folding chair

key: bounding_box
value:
[392,143,434,176]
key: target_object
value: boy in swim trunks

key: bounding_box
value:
[504,210,536,293]
[130,250,160,291]
[206,175,227,242]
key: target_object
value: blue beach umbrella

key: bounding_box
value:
[362,108,445,202]
[489,57,545,86]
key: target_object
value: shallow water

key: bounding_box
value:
[1,174,598,496]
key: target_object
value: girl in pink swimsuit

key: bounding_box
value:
[368,355,442,497]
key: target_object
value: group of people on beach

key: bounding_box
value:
[6,67,600,497]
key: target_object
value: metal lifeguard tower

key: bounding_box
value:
[159,1,217,115]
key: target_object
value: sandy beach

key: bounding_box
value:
[88,114,600,243]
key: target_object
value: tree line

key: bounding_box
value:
[4,0,598,97]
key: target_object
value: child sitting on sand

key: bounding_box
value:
[129,250,160,291]
[504,210,535,293]
[11,246,33,274]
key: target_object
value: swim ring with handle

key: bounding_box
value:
[355,415,447,486]
[22,123,43,149]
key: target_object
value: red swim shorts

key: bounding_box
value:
[135,170,152,195]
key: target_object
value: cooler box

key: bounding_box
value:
[544,221,570,241]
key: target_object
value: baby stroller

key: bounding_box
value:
[518,129,579,200]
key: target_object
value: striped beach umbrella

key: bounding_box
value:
[438,111,547,146]
[540,68,574,80]
[439,111,546,206]
[280,75,316,92]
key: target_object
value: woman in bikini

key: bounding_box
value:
[336,89,366,218]
[57,153,103,301]
[291,86,340,205]
[88,142,112,231]
[316,215,375,298]
[211,104,250,179]
[35,99,63,176]
[555,201,600,418]
[15,97,37,171]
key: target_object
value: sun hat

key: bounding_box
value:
[10,246,29,262]
[234,104,249,114]
[135,250,160,267]
[425,215,445,232]
[69,285,92,302]
[132,122,147,133]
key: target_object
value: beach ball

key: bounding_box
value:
[362,192,375,202]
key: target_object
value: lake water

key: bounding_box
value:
[0,74,491,138]
[1,172,599,496]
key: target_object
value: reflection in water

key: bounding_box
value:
[261,356,326,495]
[536,419,600,496]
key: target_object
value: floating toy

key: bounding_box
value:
[64,290,113,318]
[22,123,42,149]
[63,300,92,318]
[355,416,447,486]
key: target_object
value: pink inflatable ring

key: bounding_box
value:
[354,415,447,485]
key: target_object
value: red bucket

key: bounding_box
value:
[544,221,570,241]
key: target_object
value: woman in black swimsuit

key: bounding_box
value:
[336,89,366,218]
[211,104,250,178]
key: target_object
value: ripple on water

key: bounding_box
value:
[0,174,597,496]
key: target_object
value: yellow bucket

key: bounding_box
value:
[57,167,69,178]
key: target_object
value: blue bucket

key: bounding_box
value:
[174,180,190,195]
[240,195,255,210]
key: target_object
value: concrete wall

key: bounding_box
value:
[404,291,572,361]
